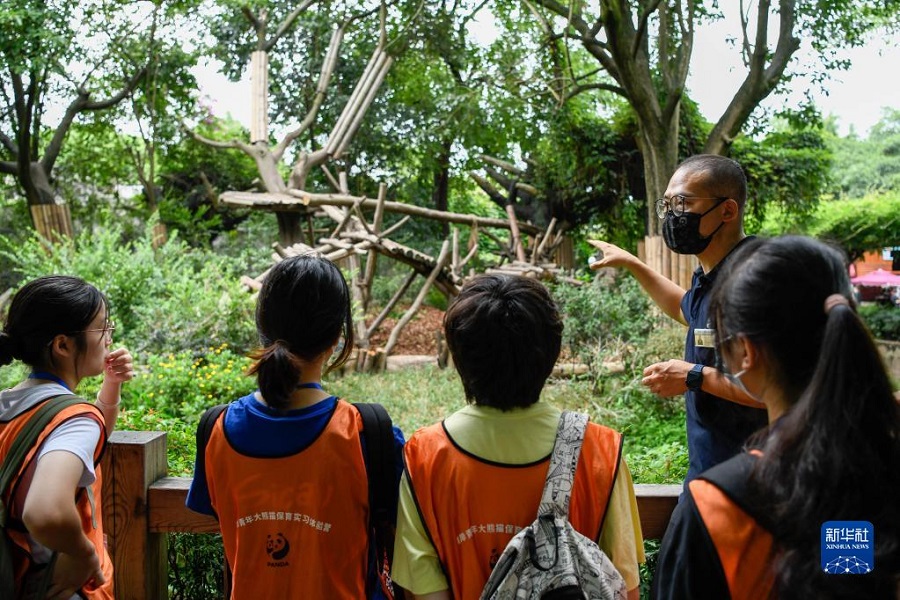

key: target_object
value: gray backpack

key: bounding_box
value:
[480,411,627,600]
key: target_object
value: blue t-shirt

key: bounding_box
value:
[681,238,767,485]
[186,392,405,516]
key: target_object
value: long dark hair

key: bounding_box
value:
[246,255,354,410]
[711,236,900,597]
[0,275,107,374]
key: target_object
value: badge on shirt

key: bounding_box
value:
[694,328,715,348]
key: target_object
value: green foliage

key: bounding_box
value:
[859,305,900,342]
[157,116,260,246]
[0,219,257,355]
[829,108,900,198]
[529,102,642,234]
[120,345,255,474]
[801,194,900,262]
[550,274,656,366]
[731,123,832,233]
[168,533,225,599]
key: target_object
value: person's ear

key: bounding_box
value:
[721,198,740,222]
[49,334,74,359]
[737,334,760,372]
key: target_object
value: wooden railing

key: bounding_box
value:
[102,431,681,599]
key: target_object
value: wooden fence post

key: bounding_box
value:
[102,431,168,600]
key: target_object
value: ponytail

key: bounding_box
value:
[711,236,900,597]
[751,295,900,597]
[246,341,304,411]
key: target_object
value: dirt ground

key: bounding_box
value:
[367,305,444,355]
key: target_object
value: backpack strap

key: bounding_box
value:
[0,393,85,600]
[353,403,396,528]
[194,404,228,522]
[538,410,588,519]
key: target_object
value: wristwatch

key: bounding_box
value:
[686,363,704,392]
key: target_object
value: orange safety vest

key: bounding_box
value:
[0,399,112,600]
[205,399,370,599]
[404,419,622,600]
[688,450,774,600]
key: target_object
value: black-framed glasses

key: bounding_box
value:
[655,195,728,219]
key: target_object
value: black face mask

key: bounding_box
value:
[662,198,727,255]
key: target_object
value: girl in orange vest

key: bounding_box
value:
[0,275,134,599]
[187,255,405,599]
[653,236,900,598]
[393,274,644,599]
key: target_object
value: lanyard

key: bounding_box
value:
[296,382,323,390]
[28,371,73,392]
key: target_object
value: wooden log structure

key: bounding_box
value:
[101,430,680,598]
[219,190,543,236]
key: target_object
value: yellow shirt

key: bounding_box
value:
[392,402,645,595]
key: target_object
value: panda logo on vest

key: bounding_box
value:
[266,532,291,567]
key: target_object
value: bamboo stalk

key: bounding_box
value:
[366,270,417,339]
[534,217,557,259]
[328,207,356,238]
[532,234,544,265]
[459,242,478,269]
[451,227,460,276]
[382,239,451,358]
[372,183,387,232]
[250,51,269,143]
[505,204,526,262]
[320,165,341,192]
[335,55,393,158]
[363,184,388,289]
[325,50,386,155]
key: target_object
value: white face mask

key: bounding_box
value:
[723,367,763,404]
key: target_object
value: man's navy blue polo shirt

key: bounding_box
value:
[681,237,767,485]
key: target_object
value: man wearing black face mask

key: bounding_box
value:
[588,154,766,488]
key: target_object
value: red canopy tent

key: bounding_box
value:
[851,269,900,286]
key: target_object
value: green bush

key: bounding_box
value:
[550,273,658,365]
[859,304,900,341]
[0,219,258,355]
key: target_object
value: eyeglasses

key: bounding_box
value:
[713,333,736,372]
[655,195,728,219]
[71,321,116,340]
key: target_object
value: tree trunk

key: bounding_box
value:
[432,139,452,236]
[251,148,302,245]
[24,162,74,241]
[275,212,305,246]
[635,114,678,237]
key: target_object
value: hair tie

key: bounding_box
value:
[824,294,850,314]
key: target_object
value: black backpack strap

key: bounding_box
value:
[353,402,396,523]
[194,404,228,521]
[698,451,775,532]
[0,393,85,600]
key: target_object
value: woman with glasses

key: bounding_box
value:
[653,236,900,598]
[0,275,134,599]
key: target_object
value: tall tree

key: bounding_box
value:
[0,0,174,239]
[520,0,896,234]
[190,0,394,244]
